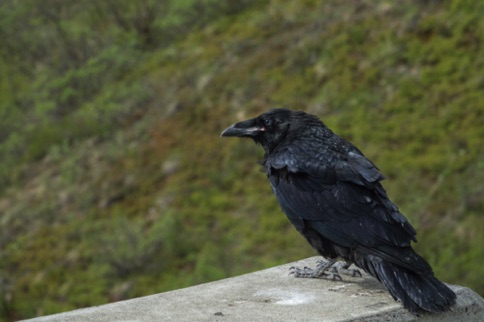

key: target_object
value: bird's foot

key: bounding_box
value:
[289,260,342,280]
[289,260,362,280]
[324,261,363,278]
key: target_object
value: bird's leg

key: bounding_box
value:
[328,261,363,278]
[289,259,342,280]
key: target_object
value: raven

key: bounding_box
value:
[221,108,456,313]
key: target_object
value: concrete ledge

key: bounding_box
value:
[24,257,484,321]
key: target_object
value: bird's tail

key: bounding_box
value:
[358,254,456,313]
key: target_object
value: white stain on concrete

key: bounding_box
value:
[254,288,315,305]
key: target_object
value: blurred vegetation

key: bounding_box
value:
[0,0,483,320]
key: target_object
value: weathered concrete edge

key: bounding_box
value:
[22,257,484,322]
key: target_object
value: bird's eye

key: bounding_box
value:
[263,118,272,128]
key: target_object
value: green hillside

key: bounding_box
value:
[1,0,483,320]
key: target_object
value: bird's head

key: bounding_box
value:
[221,108,320,153]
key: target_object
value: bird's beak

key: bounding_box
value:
[220,118,265,138]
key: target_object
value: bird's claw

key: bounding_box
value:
[289,264,342,280]
[289,260,362,281]
[327,261,363,278]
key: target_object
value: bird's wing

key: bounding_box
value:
[267,144,428,273]
[268,142,410,226]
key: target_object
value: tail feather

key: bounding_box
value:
[357,254,456,313]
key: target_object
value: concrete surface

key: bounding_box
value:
[23,257,484,322]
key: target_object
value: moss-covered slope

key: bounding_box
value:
[0,0,483,320]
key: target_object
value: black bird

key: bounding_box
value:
[221,108,456,313]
